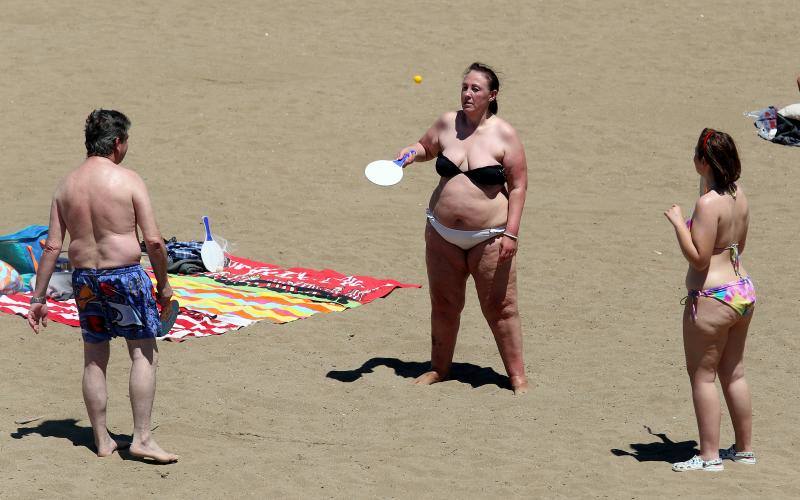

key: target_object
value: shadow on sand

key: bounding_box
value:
[10,418,169,464]
[326,357,510,390]
[611,426,698,463]
[12,418,101,451]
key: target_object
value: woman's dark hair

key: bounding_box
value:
[695,128,741,195]
[85,109,131,157]
[464,62,500,115]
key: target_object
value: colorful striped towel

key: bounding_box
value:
[0,254,419,341]
[0,292,240,340]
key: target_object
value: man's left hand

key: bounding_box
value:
[27,303,48,334]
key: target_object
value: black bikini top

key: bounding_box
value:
[435,153,506,185]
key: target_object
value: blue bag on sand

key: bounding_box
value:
[0,225,48,274]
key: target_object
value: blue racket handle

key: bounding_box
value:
[393,149,416,167]
[202,216,213,241]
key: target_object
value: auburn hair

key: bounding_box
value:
[695,128,741,195]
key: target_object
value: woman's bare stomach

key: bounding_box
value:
[68,234,142,269]
[428,178,508,229]
[685,253,749,290]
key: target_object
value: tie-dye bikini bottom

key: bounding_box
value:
[683,276,756,321]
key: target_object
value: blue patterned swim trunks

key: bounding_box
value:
[71,264,160,343]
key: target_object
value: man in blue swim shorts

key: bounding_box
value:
[27,109,179,463]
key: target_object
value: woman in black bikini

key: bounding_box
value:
[396,63,529,394]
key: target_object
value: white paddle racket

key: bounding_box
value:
[200,216,225,272]
[364,150,415,186]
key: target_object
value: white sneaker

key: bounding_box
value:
[719,444,757,464]
[672,455,724,472]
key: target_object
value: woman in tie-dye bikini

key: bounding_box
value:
[664,128,757,472]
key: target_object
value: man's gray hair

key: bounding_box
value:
[85,109,130,157]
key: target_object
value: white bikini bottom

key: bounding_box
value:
[426,209,505,250]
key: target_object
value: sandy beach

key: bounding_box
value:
[2,0,799,497]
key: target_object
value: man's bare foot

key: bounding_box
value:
[413,371,445,385]
[510,375,529,395]
[129,438,179,463]
[95,434,130,458]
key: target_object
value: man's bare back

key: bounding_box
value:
[57,156,147,269]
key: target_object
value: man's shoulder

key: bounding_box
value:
[54,165,83,196]
[102,162,144,185]
[64,160,144,191]
[116,164,142,180]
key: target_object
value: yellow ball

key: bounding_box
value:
[413,75,423,84]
